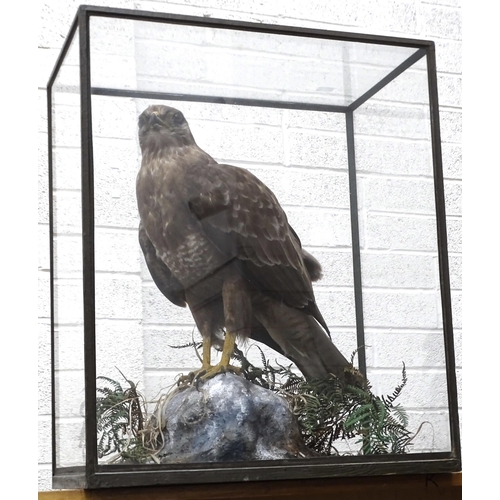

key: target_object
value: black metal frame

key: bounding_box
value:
[47,4,461,489]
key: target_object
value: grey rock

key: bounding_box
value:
[157,372,314,463]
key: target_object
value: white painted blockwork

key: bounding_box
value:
[38,0,462,490]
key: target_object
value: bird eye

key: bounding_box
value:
[172,112,184,126]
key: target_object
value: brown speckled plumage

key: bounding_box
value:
[136,104,351,380]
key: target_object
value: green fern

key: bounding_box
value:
[96,351,414,461]
[96,370,152,462]
[239,352,413,456]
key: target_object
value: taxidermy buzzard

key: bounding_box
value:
[136,104,351,382]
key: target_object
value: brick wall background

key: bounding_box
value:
[38,0,462,491]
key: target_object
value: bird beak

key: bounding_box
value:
[149,112,163,128]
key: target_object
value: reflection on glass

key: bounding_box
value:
[90,16,420,106]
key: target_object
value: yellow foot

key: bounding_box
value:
[177,365,213,387]
[199,363,241,382]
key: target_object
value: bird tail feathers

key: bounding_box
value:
[251,295,351,381]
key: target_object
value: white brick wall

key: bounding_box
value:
[38,0,462,490]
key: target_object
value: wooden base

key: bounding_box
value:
[39,472,461,500]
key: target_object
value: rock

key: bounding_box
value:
[156,372,315,463]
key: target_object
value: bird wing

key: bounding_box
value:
[138,222,187,308]
[186,162,330,334]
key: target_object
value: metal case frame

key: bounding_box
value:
[48,5,461,489]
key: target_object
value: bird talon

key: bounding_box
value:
[199,363,241,381]
[177,365,212,387]
[176,373,194,388]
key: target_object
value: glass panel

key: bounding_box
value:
[354,56,451,452]
[89,16,419,106]
[51,27,86,468]
[91,94,355,462]
[83,13,454,468]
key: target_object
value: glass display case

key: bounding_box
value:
[48,5,460,489]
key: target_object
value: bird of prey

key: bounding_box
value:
[136,104,352,382]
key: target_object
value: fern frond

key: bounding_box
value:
[237,349,415,456]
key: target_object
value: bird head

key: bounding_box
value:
[138,105,196,153]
